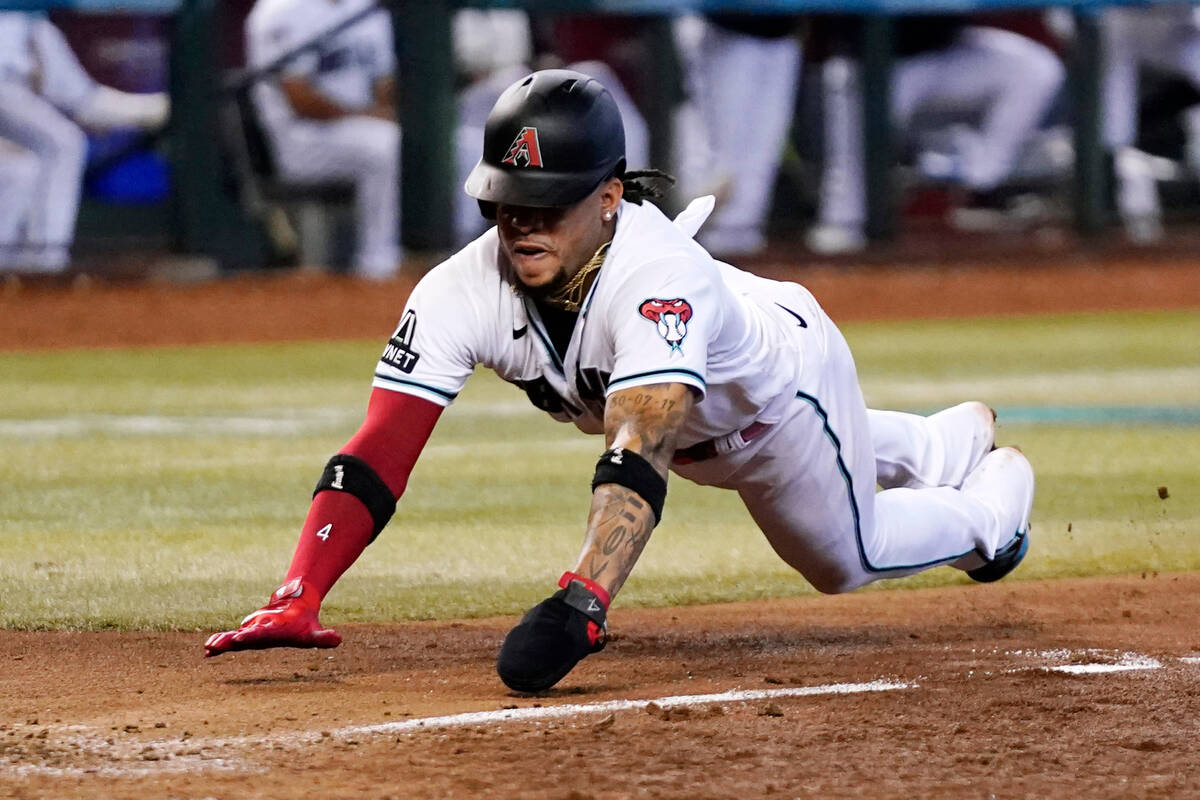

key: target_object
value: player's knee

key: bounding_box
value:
[799,560,867,595]
[53,123,87,168]
[806,570,860,595]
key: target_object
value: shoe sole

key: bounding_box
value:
[964,447,1034,583]
[967,526,1030,583]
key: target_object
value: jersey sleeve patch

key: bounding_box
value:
[638,297,693,354]
[381,309,420,373]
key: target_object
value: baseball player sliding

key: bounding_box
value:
[205,70,1034,693]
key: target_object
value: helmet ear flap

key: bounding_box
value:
[478,200,498,221]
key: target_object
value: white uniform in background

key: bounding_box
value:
[0,138,39,256]
[811,25,1063,254]
[375,195,1032,594]
[452,9,651,246]
[1099,6,1200,242]
[0,12,168,273]
[674,16,803,257]
[246,0,400,278]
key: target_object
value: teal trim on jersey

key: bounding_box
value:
[606,368,706,393]
[794,391,975,575]
[372,373,458,402]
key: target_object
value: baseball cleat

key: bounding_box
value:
[967,527,1030,583]
[961,446,1034,583]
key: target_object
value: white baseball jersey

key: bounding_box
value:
[371,193,1033,598]
[372,196,805,449]
[246,0,394,136]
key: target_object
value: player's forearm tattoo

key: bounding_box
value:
[608,392,678,416]
[572,383,694,600]
[579,486,656,595]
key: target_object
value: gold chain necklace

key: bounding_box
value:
[544,241,611,312]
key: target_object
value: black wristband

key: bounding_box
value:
[591,447,666,524]
[557,581,608,628]
[313,454,396,542]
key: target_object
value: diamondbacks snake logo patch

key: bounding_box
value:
[639,298,693,353]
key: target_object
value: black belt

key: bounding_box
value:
[671,421,772,466]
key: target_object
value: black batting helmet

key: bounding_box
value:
[464,69,626,213]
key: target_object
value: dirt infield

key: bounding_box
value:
[2,253,1199,798]
[3,575,1200,798]
[3,248,1200,351]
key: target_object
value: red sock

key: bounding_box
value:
[284,490,375,600]
[280,389,443,602]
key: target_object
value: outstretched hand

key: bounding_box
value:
[203,578,341,657]
[496,573,609,693]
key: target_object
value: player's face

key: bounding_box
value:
[496,179,622,297]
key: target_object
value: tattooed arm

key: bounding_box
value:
[572,382,695,599]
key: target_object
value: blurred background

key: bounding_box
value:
[3,0,1200,280]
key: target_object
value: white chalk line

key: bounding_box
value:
[4,680,909,779]
[989,648,1171,677]
[334,681,910,739]
[9,650,1198,779]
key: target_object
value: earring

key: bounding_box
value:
[603,210,613,221]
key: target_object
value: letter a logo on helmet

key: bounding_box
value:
[501,126,543,168]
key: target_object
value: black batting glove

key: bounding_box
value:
[496,572,609,693]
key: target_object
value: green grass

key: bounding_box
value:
[0,309,1196,630]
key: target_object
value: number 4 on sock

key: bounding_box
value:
[315,523,332,541]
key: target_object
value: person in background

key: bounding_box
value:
[674,13,806,258]
[0,12,168,273]
[245,0,401,280]
[808,16,1064,254]
[1096,6,1200,243]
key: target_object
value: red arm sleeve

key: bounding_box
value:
[283,389,444,599]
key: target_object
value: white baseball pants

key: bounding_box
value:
[687,21,802,254]
[1101,7,1200,151]
[270,116,401,278]
[0,137,38,268]
[0,80,86,271]
[673,284,1023,594]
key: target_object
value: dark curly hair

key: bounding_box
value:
[619,168,676,206]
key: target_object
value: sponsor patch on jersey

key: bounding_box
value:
[501,126,543,168]
[381,309,420,373]
[639,298,693,353]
